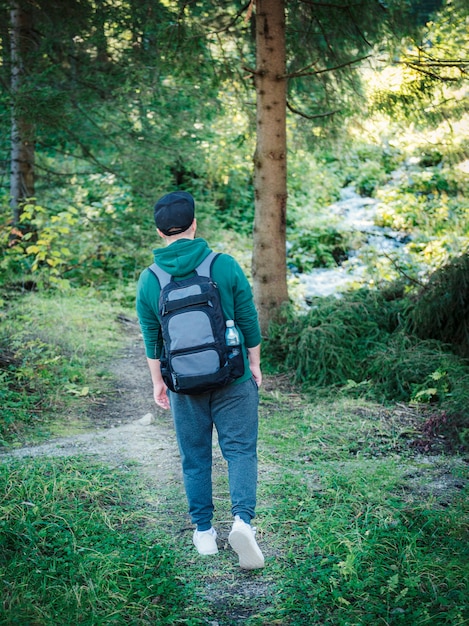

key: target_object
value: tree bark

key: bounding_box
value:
[10,0,35,225]
[252,0,289,335]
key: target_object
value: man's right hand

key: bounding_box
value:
[153,382,170,410]
[147,357,170,409]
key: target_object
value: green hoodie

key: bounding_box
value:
[136,237,261,386]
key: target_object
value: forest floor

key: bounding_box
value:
[4,317,468,625]
[4,318,280,624]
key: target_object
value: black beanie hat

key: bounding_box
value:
[154,191,195,236]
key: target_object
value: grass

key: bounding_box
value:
[255,396,469,625]
[1,396,467,625]
[0,292,468,625]
[0,289,131,445]
[0,457,199,625]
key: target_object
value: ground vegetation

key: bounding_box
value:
[0,315,467,624]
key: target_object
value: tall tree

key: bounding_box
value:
[251,0,288,334]
[9,0,34,224]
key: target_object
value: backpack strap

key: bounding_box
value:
[148,251,220,287]
[148,263,171,289]
[195,251,219,278]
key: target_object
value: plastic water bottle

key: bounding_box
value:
[225,320,240,350]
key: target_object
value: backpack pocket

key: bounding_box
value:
[171,348,220,376]
[227,347,245,379]
[167,348,231,394]
[167,310,214,350]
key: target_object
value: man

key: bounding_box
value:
[136,190,264,570]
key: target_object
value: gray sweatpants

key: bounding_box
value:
[169,377,259,530]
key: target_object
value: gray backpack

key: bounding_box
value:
[148,252,244,394]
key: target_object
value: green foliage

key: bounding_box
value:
[368,332,469,414]
[401,164,468,198]
[267,290,402,386]
[0,291,125,445]
[285,149,349,275]
[269,127,469,450]
[369,0,469,127]
[287,150,344,218]
[408,253,469,358]
[0,457,192,624]
[288,227,348,273]
[1,173,154,289]
[266,282,469,450]
[0,0,238,213]
[283,0,421,140]
[338,142,403,196]
[178,88,256,235]
[3,203,80,289]
[374,160,469,273]
[355,160,390,197]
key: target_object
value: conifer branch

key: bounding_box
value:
[406,64,463,82]
[282,55,371,79]
[382,252,425,288]
[286,102,339,119]
[203,1,252,35]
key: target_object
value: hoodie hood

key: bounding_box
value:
[152,237,211,277]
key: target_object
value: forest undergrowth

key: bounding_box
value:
[0,292,468,625]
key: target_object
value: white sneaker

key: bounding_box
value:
[193,527,218,555]
[228,516,265,570]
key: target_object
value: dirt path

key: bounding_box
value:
[4,320,275,625]
[7,322,181,485]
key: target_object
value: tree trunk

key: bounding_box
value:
[10,0,35,225]
[252,0,289,335]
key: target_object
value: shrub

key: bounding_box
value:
[355,160,389,196]
[407,252,469,358]
[367,331,469,408]
[0,177,153,291]
[266,289,403,387]
[266,285,469,450]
